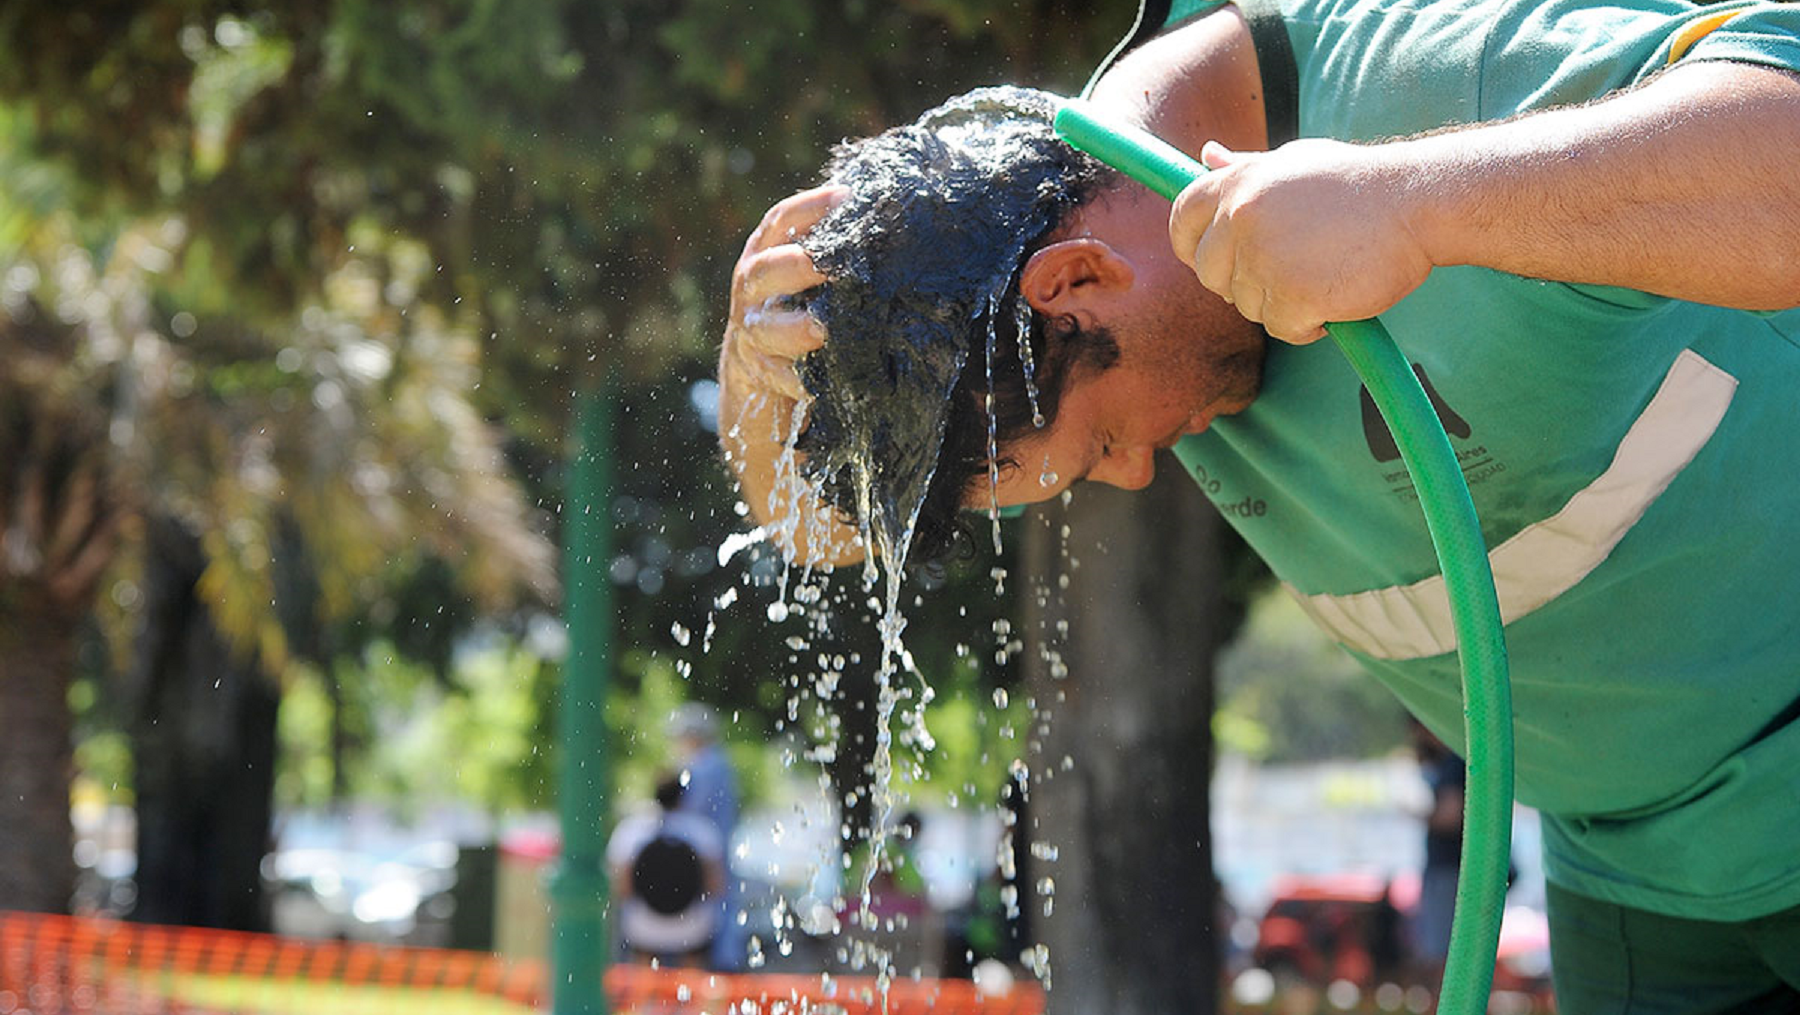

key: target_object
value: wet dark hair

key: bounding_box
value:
[796,87,1121,569]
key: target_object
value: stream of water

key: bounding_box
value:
[725,86,1088,999]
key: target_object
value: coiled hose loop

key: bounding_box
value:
[1054,101,1514,1015]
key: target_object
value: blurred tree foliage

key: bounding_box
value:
[1215,589,1411,763]
[0,0,1125,922]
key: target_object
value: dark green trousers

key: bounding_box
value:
[1548,882,1800,1014]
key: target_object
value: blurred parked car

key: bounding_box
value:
[263,839,459,945]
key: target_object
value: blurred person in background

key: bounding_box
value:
[668,703,743,969]
[1410,717,1464,993]
[607,772,725,967]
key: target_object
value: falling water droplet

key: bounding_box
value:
[1015,295,1046,428]
[983,315,1004,555]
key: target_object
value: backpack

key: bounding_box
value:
[631,828,704,915]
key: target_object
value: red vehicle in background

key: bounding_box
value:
[1250,872,1554,1011]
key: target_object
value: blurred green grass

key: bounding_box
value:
[138,970,538,1015]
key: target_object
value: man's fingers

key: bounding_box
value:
[731,186,843,356]
[1190,221,1238,306]
[736,245,829,313]
[721,319,811,401]
[1169,176,1222,271]
[723,184,847,407]
[742,346,810,402]
[740,302,825,358]
[744,185,850,258]
[1199,140,1239,171]
[1232,276,1267,325]
[1259,296,1329,345]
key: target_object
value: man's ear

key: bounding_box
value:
[1019,238,1136,317]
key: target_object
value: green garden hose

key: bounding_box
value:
[1054,100,1515,1014]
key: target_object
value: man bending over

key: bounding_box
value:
[719,0,1800,1009]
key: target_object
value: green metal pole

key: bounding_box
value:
[551,381,614,1015]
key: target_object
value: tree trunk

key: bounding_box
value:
[1019,466,1233,1015]
[124,516,278,931]
[0,593,79,914]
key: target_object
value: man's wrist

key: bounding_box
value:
[1377,133,1495,274]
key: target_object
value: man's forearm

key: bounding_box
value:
[1403,60,1800,310]
[716,376,865,568]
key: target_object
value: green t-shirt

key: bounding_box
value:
[1123,0,1800,919]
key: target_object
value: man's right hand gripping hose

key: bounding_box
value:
[717,185,867,568]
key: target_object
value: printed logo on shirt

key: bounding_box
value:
[1360,364,1507,500]
[1188,458,1269,519]
[1361,364,1470,461]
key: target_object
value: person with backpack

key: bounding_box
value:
[606,773,726,966]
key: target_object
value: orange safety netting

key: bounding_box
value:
[0,911,1045,1015]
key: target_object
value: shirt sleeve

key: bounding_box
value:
[1477,0,1800,120]
[1664,2,1800,73]
[1288,0,1800,143]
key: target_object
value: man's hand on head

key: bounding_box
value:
[722,185,845,402]
[717,185,867,567]
[1168,138,1434,345]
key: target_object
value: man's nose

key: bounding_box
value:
[1090,446,1156,490]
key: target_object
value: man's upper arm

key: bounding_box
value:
[1290,0,1800,142]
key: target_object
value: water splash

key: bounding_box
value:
[984,318,1004,555]
[795,84,1096,567]
[1015,296,1045,429]
[728,84,1098,997]
[913,85,1060,131]
[792,85,1081,907]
